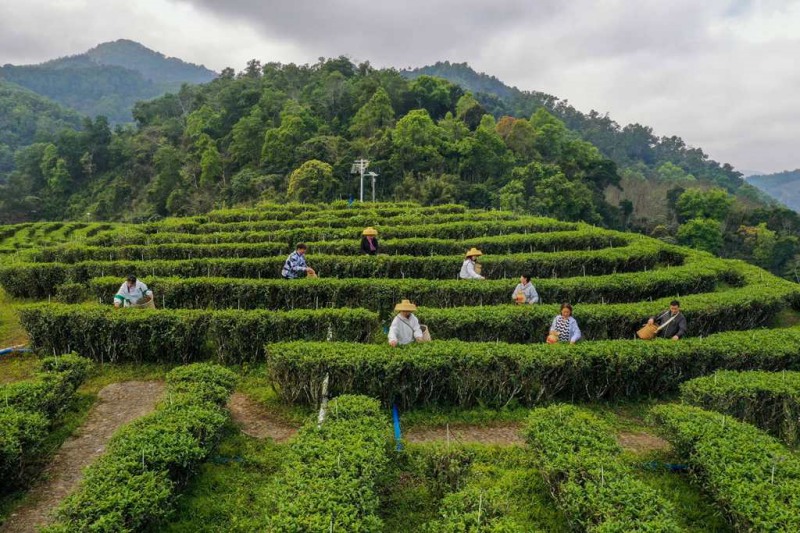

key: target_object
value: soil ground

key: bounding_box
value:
[227,392,299,443]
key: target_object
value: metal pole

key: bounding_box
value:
[372,174,376,202]
[360,164,364,203]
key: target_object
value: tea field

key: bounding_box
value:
[1,201,799,531]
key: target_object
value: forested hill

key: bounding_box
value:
[404,62,748,195]
[748,170,800,212]
[0,40,216,123]
[1,55,799,278]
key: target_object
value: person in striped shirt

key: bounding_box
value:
[281,243,316,279]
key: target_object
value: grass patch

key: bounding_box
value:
[0,352,39,384]
[164,427,288,532]
[236,364,313,425]
[0,287,27,346]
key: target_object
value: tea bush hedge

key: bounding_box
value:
[0,354,92,490]
[19,303,378,364]
[652,404,800,531]
[525,404,680,531]
[265,327,800,407]
[44,363,237,532]
[680,370,800,446]
[266,395,389,532]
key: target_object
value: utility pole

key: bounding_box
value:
[350,158,370,202]
[367,171,378,202]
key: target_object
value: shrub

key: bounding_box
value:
[0,354,92,490]
[652,404,800,531]
[19,304,379,364]
[265,395,389,532]
[680,370,800,446]
[525,405,680,531]
[265,327,800,407]
[45,363,237,532]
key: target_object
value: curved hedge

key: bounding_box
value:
[0,354,92,491]
[680,370,800,446]
[44,364,237,533]
[19,304,378,364]
[29,229,631,263]
[86,258,733,313]
[266,395,389,531]
[205,202,468,222]
[0,241,682,298]
[415,281,794,342]
[265,327,800,407]
[652,404,800,531]
[525,405,680,532]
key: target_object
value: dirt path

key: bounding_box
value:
[1,381,165,533]
[404,424,671,454]
[227,392,299,443]
[405,423,525,446]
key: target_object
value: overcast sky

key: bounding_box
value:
[1,0,799,174]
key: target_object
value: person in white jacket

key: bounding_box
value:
[114,275,153,308]
[388,299,424,347]
[460,248,485,280]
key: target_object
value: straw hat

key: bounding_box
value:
[394,299,418,312]
[465,247,483,258]
[362,227,378,236]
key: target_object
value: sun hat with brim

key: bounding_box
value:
[465,248,483,258]
[394,299,418,312]
[362,227,378,236]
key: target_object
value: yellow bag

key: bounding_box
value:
[420,324,432,342]
[474,263,482,275]
[636,323,658,340]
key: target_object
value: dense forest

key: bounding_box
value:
[1,54,799,279]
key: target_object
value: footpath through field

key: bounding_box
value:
[0,381,165,533]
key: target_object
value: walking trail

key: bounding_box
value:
[227,392,299,443]
[1,381,165,533]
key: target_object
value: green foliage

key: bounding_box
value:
[286,159,337,202]
[18,303,378,364]
[676,188,733,221]
[680,370,800,446]
[265,327,800,407]
[677,218,723,254]
[85,255,730,314]
[45,363,236,532]
[524,404,681,531]
[266,395,389,531]
[0,353,91,491]
[652,404,800,531]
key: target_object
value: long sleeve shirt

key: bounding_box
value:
[281,251,308,279]
[388,314,423,346]
[550,315,582,343]
[114,280,152,306]
[360,236,379,255]
[654,310,688,339]
[512,282,539,304]
[459,258,484,280]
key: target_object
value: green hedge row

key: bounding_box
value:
[266,395,389,531]
[525,404,680,532]
[204,202,469,222]
[265,327,800,407]
[87,257,732,314]
[19,303,378,364]
[27,229,632,264]
[651,404,800,531]
[44,363,237,533]
[415,281,794,342]
[86,217,579,246]
[680,370,800,446]
[0,241,682,298]
[0,354,92,491]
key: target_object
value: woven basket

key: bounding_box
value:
[636,323,658,340]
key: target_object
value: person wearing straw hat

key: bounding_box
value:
[460,248,485,280]
[388,299,425,347]
[114,275,154,308]
[360,227,379,255]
